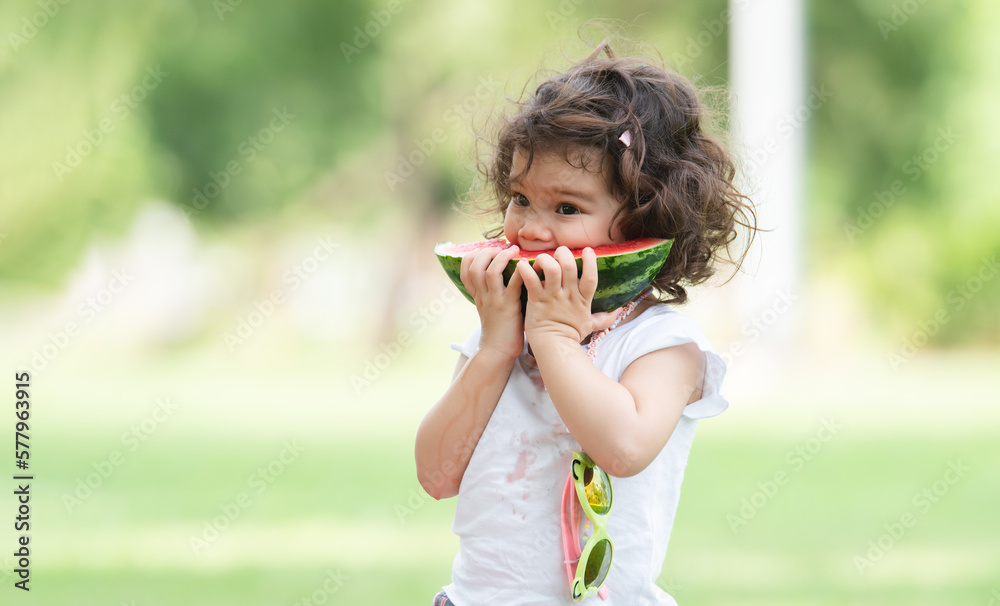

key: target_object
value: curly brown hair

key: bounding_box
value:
[469,41,758,306]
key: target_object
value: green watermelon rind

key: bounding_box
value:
[434,239,673,313]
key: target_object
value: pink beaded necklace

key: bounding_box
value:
[586,289,651,361]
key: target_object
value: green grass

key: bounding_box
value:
[2,338,999,605]
[20,433,1000,605]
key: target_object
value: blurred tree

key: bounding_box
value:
[143,1,380,222]
[2,0,994,347]
[809,0,1000,346]
[0,0,381,284]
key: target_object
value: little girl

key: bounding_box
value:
[415,41,756,605]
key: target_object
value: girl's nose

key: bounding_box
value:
[517,217,553,247]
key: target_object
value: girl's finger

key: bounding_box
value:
[460,251,477,298]
[516,259,542,299]
[486,245,518,293]
[468,247,499,294]
[533,253,560,292]
[579,247,598,300]
[504,258,525,301]
[554,246,578,291]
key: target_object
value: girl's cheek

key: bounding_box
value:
[503,211,518,244]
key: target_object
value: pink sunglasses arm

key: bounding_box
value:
[561,468,610,600]
[560,471,578,588]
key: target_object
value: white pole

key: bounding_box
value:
[728,0,805,354]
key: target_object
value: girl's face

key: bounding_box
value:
[503,147,622,251]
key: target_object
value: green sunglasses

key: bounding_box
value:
[561,451,613,601]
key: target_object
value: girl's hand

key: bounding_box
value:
[460,245,525,360]
[516,246,621,346]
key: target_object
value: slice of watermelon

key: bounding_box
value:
[434,238,673,313]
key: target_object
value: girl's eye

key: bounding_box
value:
[556,204,580,215]
[512,194,529,207]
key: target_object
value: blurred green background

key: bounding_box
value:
[1,0,997,604]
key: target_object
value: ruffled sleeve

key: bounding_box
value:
[615,310,729,420]
[450,327,482,359]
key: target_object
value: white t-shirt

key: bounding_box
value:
[442,304,729,605]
